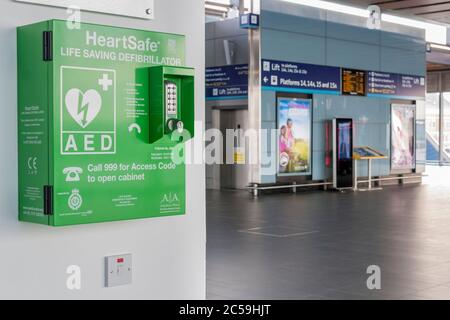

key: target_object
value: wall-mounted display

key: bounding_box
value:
[391,104,416,171]
[277,95,312,176]
[368,71,425,99]
[342,68,366,96]
[206,64,248,100]
[262,59,341,95]
[18,20,193,226]
[258,59,425,99]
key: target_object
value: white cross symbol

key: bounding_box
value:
[98,74,113,91]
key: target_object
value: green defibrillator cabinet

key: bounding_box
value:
[17,20,194,226]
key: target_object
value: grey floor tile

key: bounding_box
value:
[207,174,450,300]
[412,285,450,300]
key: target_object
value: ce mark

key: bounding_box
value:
[27,156,38,172]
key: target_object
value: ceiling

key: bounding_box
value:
[428,62,450,71]
[337,0,450,25]
[205,1,230,18]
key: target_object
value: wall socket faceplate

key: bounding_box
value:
[105,254,132,287]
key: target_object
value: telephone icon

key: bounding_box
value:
[63,167,83,182]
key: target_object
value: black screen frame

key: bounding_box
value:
[341,68,367,97]
[335,118,354,189]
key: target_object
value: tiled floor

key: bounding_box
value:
[206,167,450,300]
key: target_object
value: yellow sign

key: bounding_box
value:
[233,148,245,164]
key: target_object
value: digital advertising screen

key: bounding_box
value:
[391,104,416,171]
[334,118,354,189]
[342,68,366,96]
[277,97,312,176]
[338,121,352,161]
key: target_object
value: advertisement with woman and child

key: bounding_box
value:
[277,97,312,176]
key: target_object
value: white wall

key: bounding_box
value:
[0,0,205,299]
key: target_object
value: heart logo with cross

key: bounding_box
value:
[65,88,102,128]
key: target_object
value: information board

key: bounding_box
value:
[353,147,387,159]
[342,68,366,96]
[206,64,248,100]
[217,58,426,100]
[261,59,341,95]
[368,71,425,99]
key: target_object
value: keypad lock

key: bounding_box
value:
[165,81,178,117]
[165,81,184,134]
[148,66,195,144]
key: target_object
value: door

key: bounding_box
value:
[219,109,249,189]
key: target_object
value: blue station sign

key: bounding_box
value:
[367,71,426,99]
[261,59,341,95]
[206,64,248,101]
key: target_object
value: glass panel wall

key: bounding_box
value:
[426,93,440,163]
[442,93,450,163]
[425,71,450,165]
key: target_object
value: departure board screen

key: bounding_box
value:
[342,68,366,96]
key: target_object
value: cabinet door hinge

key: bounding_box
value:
[43,31,53,61]
[43,185,54,215]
